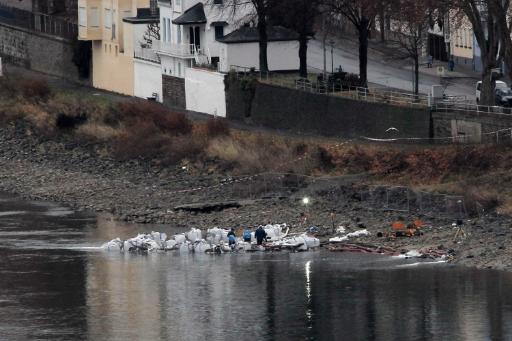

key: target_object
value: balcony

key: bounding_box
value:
[134,47,161,64]
[154,41,196,58]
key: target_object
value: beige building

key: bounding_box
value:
[450,20,474,67]
[78,0,157,95]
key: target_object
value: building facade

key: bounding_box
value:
[78,0,158,95]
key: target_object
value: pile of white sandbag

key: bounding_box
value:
[101,224,315,254]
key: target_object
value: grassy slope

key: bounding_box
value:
[2,74,512,216]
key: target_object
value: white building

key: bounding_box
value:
[131,0,300,115]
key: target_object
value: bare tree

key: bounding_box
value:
[487,0,512,84]
[218,0,275,73]
[270,0,322,77]
[141,22,160,48]
[456,0,502,105]
[328,0,381,87]
[388,0,438,95]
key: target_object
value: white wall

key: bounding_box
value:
[185,67,226,117]
[134,59,163,102]
[220,40,300,72]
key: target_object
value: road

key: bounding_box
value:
[307,39,476,99]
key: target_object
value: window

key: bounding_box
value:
[115,45,118,56]
[178,62,182,77]
[177,25,182,43]
[104,43,107,52]
[112,9,116,39]
[104,8,111,28]
[175,0,181,11]
[90,7,99,27]
[162,19,166,42]
[166,18,171,42]
[214,25,224,40]
[214,0,223,4]
[78,7,86,27]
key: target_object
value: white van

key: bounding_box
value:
[476,80,508,103]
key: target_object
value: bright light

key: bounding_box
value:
[302,197,310,205]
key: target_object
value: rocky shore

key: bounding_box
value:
[0,124,511,270]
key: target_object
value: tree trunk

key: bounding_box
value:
[480,66,495,105]
[299,34,308,78]
[358,20,369,87]
[414,55,419,95]
[258,16,269,73]
[379,11,385,42]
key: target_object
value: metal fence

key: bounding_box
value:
[359,185,469,219]
[167,172,474,221]
[0,4,77,40]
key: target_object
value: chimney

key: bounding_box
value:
[150,0,157,16]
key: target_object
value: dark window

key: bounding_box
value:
[214,0,223,4]
[215,25,224,40]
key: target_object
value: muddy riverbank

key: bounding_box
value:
[0,124,511,270]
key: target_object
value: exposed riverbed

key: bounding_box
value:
[0,125,511,270]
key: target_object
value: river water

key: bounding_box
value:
[1,195,512,341]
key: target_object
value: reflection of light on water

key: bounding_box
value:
[305,261,311,300]
[305,260,312,324]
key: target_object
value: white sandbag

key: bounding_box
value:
[194,240,212,253]
[123,240,132,251]
[165,239,177,250]
[174,234,186,244]
[186,228,202,243]
[206,228,228,244]
[302,234,320,248]
[264,224,288,241]
[281,236,308,251]
[329,229,370,243]
[151,231,161,242]
[101,238,123,251]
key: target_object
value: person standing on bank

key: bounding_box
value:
[254,226,267,246]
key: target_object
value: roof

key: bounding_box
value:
[123,8,159,24]
[217,26,299,44]
[172,3,207,25]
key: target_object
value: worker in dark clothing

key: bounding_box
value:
[227,228,236,238]
[254,226,267,246]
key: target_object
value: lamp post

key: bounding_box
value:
[329,40,335,74]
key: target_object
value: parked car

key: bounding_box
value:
[495,88,512,107]
[476,80,508,103]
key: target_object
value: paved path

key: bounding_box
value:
[307,37,477,100]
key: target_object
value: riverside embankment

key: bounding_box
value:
[0,123,512,271]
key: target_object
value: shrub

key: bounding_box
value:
[116,100,192,135]
[56,112,87,130]
[19,78,52,102]
[206,116,230,137]
[76,122,120,141]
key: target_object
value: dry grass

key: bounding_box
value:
[4,74,512,214]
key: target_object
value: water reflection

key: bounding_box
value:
[1,196,512,340]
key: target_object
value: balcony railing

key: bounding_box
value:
[154,41,196,58]
[134,47,161,64]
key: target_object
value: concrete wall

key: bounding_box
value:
[134,58,162,102]
[184,67,226,116]
[226,80,431,139]
[162,74,185,109]
[219,41,299,72]
[0,22,80,81]
[432,110,512,143]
